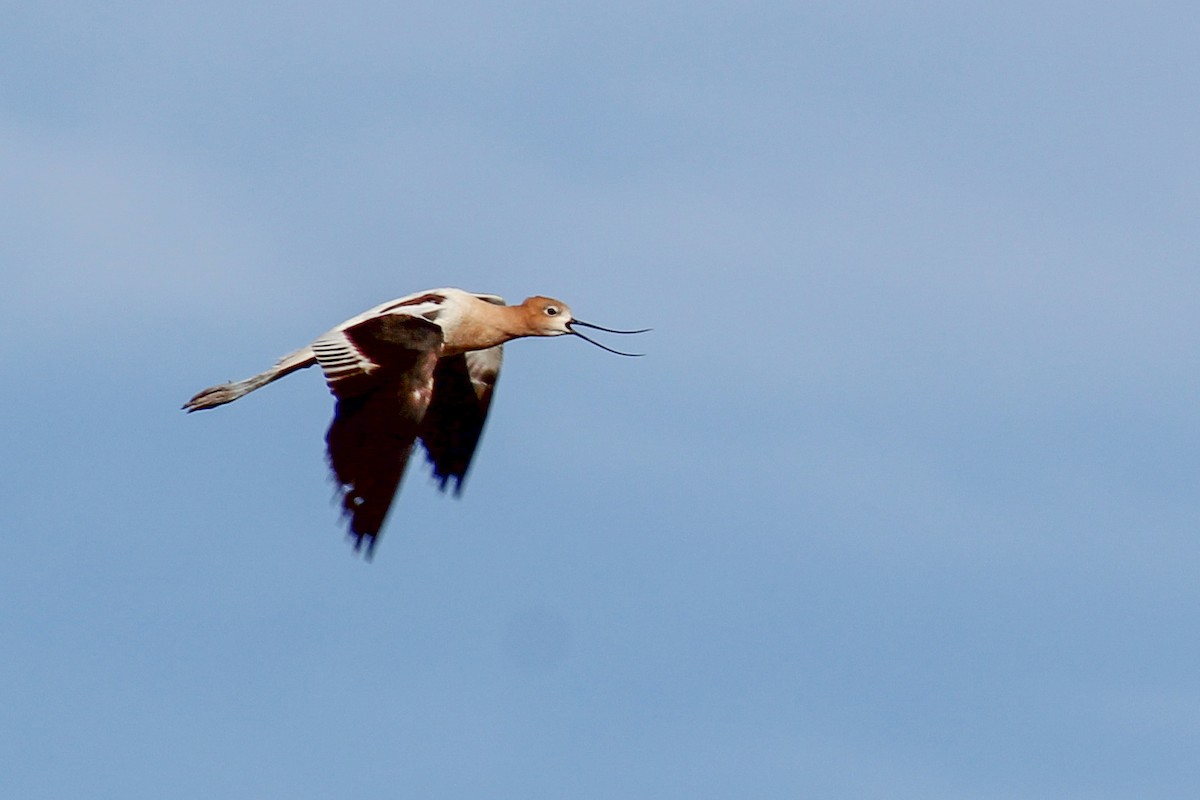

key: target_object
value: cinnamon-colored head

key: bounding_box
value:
[517,295,574,336]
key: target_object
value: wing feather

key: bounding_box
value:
[321,314,444,555]
[419,346,503,494]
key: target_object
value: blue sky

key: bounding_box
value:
[3,2,1199,797]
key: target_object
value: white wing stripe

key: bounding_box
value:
[312,331,376,381]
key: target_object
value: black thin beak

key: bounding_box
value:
[567,319,651,357]
[570,320,652,335]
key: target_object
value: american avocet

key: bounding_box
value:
[184,288,647,556]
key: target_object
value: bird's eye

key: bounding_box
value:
[545,306,559,316]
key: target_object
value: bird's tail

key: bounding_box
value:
[183,346,317,412]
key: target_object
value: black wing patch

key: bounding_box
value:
[419,346,502,495]
[322,314,443,556]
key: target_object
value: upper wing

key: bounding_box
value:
[315,313,444,556]
[419,346,503,495]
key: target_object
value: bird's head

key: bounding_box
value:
[518,295,649,355]
[519,296,575,336]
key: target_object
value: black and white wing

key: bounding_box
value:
[419,346,503,495]
[313,313,444,556]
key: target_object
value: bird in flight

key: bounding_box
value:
[184,288,647,557]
